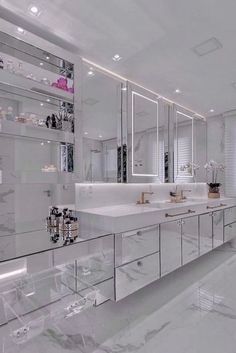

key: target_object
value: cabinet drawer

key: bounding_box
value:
[224,207,236,226]
[115,225,159,266]
[224,222,236,242]
[115,253,159,301]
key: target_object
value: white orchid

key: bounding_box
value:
[204,160,225,184]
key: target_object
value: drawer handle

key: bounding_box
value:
[165,209,195,218]
[206,203,227,209]
[137,261,143,267]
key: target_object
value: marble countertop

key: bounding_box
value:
[78,197,234,218]
[78,197,236,233]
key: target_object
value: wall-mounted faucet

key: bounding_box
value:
[136,191,154,205]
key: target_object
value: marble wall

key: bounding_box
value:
[75,182,208,210]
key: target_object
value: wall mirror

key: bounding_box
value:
[126,83,168,183]
[82,63,125,182]
[132,91,159,177]
[173,108,207,183]
[174,110,194,182]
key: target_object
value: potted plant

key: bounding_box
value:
[204,160,224,198]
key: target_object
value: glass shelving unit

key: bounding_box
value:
[1,267,98,350]
[0,30,75,181]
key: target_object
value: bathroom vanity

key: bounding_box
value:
[76,183,236,301]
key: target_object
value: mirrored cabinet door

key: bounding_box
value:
[174,109,194,182]
[126,83,168,183]
[81,63,124,183]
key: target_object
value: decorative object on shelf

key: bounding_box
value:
[0,107,6,120]
[5,106,14,121]
[41,164,57,172]
[15,113,27,123]
[51,76,73,93]
[0,56,3,69]
[45,109,74,132]
[6,59,14,73]
[204,160,225,198]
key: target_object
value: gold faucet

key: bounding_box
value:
[136,191,154,205]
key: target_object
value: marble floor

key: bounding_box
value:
[2,240,236,353]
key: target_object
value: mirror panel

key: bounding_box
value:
[82,63,124,182]
[132,92,159,177]
[174,111,194,182]
[126,84,168,183]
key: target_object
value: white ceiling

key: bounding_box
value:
[1,0,236,117]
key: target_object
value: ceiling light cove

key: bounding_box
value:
[209,109,214,113]
[112,54,122,62]
[29,5,41,16]
[99,135,103,138]
[84,132,88,135]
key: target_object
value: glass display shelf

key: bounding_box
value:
[1,267,98,348]
[0,134,74,184]
[0,70,73,104]
[0,31,74,79]
[0,120,74,144]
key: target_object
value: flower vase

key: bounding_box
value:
[208,183,221,199]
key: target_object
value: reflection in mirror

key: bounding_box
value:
[174,111,193,182]
[82,63,123,182]
[132,92,159,177]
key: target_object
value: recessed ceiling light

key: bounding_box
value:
[47,140,51,144]
[121,87,127,91]
[39,62,44,66]
[175,88,181,94]
[29,5,41,16]
[17,27,25,34]
[46,98,50,102]
[112,54,122,62]
[84,132,88,135]
[87,70,95,77]
[40,142,44,146]
[46,55,50,60]
[99,135,103,138]
[209,109,214,113]
[40,102,44,106]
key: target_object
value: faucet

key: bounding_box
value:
[136,191,154,205]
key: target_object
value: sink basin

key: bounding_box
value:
[148,198,205,209]
[148,200,187,209]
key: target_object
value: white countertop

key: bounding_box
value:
[78,197,236,233]
[79,197,233,217]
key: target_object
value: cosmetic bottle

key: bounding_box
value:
[0,56,3,69]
